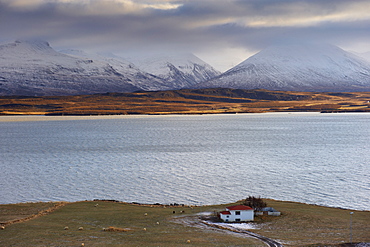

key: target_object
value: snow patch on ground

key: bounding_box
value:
[196,211,213,216]
[212,222,259,230]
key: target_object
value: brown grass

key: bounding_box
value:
[103,226,133,232]
[0,202,67,226]
[1,89,369,115]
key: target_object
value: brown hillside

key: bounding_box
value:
[0,88,369,115]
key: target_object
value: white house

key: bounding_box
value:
[219,205,254,222]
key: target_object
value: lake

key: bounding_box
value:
[0,113,369,210]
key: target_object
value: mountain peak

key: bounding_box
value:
[14,40,52,52]
[0,40,55,56]
[15,39,50,47]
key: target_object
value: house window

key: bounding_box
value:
[235,219,241,222]
[226,216,229,218]
[235,211,241,215]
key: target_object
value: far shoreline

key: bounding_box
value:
[3,111,368,122]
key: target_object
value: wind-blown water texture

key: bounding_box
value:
[1,113,369,210]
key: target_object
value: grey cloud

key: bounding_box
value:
[0,0,369,67]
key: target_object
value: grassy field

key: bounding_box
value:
[0,199,369,246]
[1,88,369,115]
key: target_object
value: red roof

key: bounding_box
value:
[226,205,253,211]
[219,211,231,215]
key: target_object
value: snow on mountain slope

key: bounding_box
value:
[59,49,171,91]
[196,44,370,92]
[128,53,221,89]
[357,51,370,63]
[0,40,145,95]
[0,40,219,96]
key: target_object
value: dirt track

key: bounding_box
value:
[173,214,283,247]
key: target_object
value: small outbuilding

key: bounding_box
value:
[255,207,281,216]
[219,205,254,222]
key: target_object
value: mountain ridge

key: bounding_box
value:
[126,52,221,89]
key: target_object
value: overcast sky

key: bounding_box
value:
[1,0,370,71]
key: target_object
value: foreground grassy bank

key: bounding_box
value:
[0,199,369,246]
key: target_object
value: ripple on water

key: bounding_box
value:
[0,114,369,210]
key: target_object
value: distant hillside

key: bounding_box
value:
[1,88,369,115]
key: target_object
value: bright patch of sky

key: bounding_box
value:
[4,0,182,11]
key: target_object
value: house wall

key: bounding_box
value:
[221,210,254,222]
[220,213,230,221]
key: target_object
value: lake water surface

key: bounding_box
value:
[1,113,369,210]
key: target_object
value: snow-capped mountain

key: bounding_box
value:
[0,40,147,95]
[128,53,221,89]
[196,44,370,92]
[0,40,220,96]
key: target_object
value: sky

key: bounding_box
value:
[1,0,370,71]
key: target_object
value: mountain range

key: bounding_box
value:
[127,53,221,89]
[0,40,369,96]
[0,40,219,96]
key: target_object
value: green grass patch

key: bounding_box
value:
[0,201,262,246]
[255,199,370,246]
[0,200,369,246]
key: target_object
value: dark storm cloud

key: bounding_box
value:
[0,0,201,51]
[1,0,369,69]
